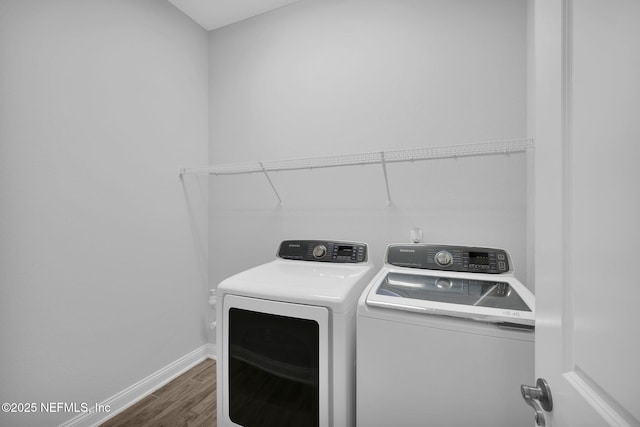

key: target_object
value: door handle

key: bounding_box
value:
[521,378,553,426]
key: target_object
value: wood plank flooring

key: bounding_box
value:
[99,358,216,427]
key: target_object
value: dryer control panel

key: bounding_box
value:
[386,244,510,274]
[278,240,367,263]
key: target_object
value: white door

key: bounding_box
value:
[534,0,640,426]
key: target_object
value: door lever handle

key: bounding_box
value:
[521,378,553,426]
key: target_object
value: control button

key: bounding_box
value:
[312,245,327,259]
[498,261,506,270]
[497,254,506,261]
[434,250,453,267]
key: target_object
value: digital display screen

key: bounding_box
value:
[469,251,490,265]
[337,246,354,256]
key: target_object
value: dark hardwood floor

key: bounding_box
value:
[99,358,216,427]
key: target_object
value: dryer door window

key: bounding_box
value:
[223,295,329,427]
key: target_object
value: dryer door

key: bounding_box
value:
[222,295,329,427]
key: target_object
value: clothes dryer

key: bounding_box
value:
[217,240,375,427]
[357,244,534,427]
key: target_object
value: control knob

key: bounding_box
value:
[312,245,327,259]
[434,250,453,267]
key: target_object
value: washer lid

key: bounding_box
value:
[366,269,535,326]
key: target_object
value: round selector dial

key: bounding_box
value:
[312,245,327,259]
[434,250,453,267]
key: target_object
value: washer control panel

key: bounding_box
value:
[386,244,510,273]
[278,240,367,263]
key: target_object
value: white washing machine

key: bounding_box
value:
[216,240,375,427]
[357,244,535,427]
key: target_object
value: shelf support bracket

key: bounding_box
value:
[260,162,283,205]
[380,151,392,206]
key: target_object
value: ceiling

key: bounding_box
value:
[168,0,303,31]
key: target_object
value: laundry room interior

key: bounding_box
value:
[2,0,638,426]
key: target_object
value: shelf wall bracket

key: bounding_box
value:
[260,162,283,205]
[380,151,393,206]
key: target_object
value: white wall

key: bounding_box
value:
[208,0,530,291]
[0,1,209,426]
[526,0,536,290]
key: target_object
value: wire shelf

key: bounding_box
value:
[179,137,534,205]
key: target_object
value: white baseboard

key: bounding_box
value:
[59,343,216,427]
